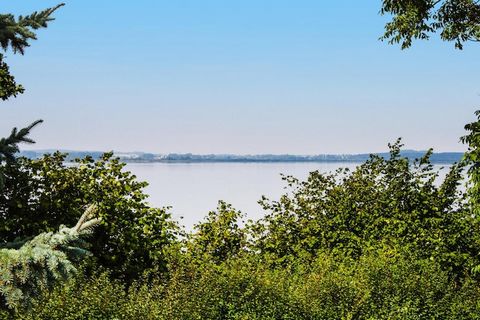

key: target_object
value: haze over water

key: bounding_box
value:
[127,162,452,229]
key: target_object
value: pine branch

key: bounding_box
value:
[0,4,63,100]
[73,205,99,232]
[0,205,101,310]
[0,119,43,162]
[0,3,65,54]
[0,120,43,190]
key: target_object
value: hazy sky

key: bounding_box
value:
[1,0,479,154]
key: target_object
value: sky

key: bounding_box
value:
[1,0,479,154]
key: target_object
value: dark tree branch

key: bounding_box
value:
[0,119,43,162]
[0,3,65,54]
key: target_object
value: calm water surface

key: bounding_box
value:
[126,162,451,229]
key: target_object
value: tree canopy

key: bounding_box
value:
[380,0,480,49]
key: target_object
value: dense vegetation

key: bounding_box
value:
[2,2,480,319]
[1,135,479,319]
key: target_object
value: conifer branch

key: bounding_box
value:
[73,205,101,233]
[0,120,43,191]
[0,205,101,310]
[0,119,43,162]
[0,3,65,54]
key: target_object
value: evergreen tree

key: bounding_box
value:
[0,4,63,189]
[0,120,43,163]
[0,205,100,311]
[0,120,43,190]
[0,3,64,100]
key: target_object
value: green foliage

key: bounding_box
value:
[0,2,60,186]
[380,0,480,49]
[0,120,43,163]
[0,205,100,311]
[186,201,247,265]
[461,110,480,275]
[297,248,480,319]
[461,110,480,212]
[3,139,480,318]
[251,140,477,274]
[0,4,63,100]
[0,120,42,190]
[2,2,480,317]
[13,249,480,319]
[0,4,64,55]
[15,272,164,320]
[0,54,23,101]
[0,153,178,281]
[2,138,478,318]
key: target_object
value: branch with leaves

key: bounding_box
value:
[380,0,480,49]
[0,53,23,101]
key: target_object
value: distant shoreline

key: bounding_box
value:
[119,158,459,164]
[18,150,465,164]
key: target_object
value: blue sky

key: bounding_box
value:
[1,0,479,154]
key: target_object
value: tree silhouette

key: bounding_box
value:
[0,4,63,188]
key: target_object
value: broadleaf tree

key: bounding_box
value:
[380,0,480,49]
[379,0,480,220]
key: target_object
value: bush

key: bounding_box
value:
[251,140,479,277]
[185,201,248,265]
[12,248,480,320]
[3,140,480,319]
[0,152,178,281]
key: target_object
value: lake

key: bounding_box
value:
[126,162,454,229]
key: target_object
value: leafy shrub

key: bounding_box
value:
[3,139,480,318]
[13,248,480,320]
[251,140,479,277]
[0,153,178,281]
[185,201,247,265]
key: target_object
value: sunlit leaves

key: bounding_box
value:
[380,0,480,49]
[251,140,476,276]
